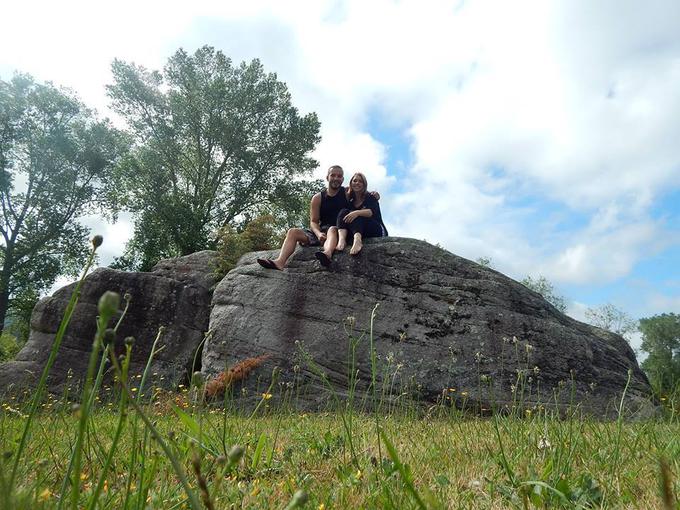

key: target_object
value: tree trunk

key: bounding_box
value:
[0,272,11,336]
[0,246,14,336]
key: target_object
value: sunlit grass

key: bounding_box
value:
[1,404,678,509]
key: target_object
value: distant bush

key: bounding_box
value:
[0,332,22,362]
[215,215,283,277]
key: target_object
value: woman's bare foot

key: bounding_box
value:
[349,234,363,255]
[336,229,348,251]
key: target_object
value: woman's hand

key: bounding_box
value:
[343,210,361,223]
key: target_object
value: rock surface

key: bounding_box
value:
[0,251,218,396]
[203,238,654,418]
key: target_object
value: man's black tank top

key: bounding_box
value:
[320,188,349,228]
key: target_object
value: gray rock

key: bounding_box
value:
[0,251,218,396]
[203,238,655,418]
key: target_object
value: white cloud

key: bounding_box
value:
[80,213,134,266]
[648,293,680,314]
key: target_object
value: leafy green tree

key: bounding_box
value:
[639,313,680,394]
[584,303,637,342]
[108,46,321,270]
[520,275,567,313]
[0,74,126,334]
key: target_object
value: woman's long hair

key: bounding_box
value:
[348,172,368,204]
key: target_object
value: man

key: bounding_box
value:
[257,165,376,270]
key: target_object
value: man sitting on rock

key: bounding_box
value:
[257,165,379,270]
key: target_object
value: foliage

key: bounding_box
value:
[585,303,638,342]
[475,256,494,268]
[0,73,127,332]
[214,214,283,277]
[640,313,680,395]
[241,214,284,252]
[107,45,321,270]
[520,275,567,313]
[0,332,20,362]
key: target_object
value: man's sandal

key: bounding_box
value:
[314,251,332,267]
[256,258,281,270]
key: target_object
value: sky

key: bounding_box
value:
[2,0,679,351]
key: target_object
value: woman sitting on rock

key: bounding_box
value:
[334,172,388,255]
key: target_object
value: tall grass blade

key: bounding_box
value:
[6,241,99,505]
[379,428,429,510]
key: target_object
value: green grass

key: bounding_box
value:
[0,399,678,509]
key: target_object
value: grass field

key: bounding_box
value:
[1,391,679,509]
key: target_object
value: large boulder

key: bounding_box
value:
[0,251,218,396]
[202,238,655,418]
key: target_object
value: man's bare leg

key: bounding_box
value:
[272,228,308,269]
[336,229,348,251]
[349,232,363,255]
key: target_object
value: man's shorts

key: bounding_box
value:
[302,225,332,246]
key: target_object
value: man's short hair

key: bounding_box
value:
[327,165,344,176]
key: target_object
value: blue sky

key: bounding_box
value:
[2,0,679,350]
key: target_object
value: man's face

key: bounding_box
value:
[327,169,344,190]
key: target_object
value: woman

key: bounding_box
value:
[335,172,388,255]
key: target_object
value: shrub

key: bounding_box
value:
[215,215,283,277]
[0,332,21,362]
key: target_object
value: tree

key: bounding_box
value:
[108,46,321,270]
[520,275,567,313]
[584,303,638,342]
[0,74,126,334]
[639,313,680,394]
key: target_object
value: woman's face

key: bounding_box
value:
[350,175,365,193]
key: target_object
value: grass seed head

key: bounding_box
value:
[103,329,116,346]
[286,489,309,509]
[227,445,245,465]
[98,291,120,316]
[191,372,205,388]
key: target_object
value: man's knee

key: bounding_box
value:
[287,228,307,241]
[286,228,309,244]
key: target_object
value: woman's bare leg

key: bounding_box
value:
[336,229,348,251]
[322,227,338,258]
[349,232,363,255]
